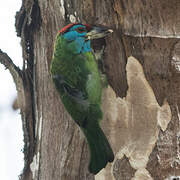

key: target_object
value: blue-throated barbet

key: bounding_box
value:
[50,23,114,174]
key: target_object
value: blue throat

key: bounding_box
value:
[73,37,91,53]
[62,25,92,54]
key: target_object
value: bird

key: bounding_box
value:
[50,23,114,174]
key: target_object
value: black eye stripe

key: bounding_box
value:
[76,27,86,33]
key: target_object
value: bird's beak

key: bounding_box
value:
[85,26,113,40]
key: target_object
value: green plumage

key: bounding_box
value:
[51,25,114,174]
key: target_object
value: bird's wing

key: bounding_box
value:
[52,74,89,106]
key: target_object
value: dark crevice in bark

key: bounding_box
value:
[63,0,70,24]
[118,32,128,97]
[15,0,42,179]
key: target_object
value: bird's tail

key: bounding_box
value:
[82,122,114,174]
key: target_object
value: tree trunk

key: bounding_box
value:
[1,0,179,179]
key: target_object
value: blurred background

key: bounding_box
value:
[0,1,24,179]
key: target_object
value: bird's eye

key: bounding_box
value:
[76,27,86,33]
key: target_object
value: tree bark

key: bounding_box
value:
[1,0,179,179]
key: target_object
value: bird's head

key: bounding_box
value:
[58,23,113,53]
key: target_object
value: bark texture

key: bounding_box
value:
[4,0,179,179]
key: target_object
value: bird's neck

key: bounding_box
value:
[64,36,92,54]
